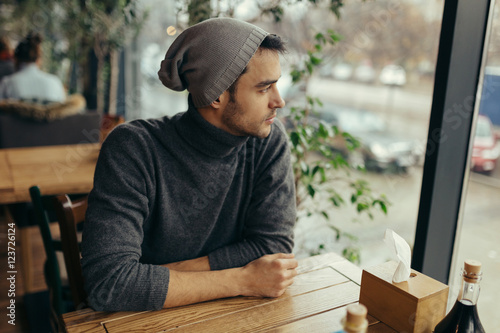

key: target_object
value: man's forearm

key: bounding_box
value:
[162,253,298,308]
[163,256,211,271]
[163,268,242,308]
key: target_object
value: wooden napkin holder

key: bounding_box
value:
[359,261,449,333]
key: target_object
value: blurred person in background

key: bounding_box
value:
[0,32,65,102]
[0,35,14,80]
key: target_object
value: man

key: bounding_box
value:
[0,32,65,102]
[82,17,297,312]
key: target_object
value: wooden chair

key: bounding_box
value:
[53,194,88,309]
[29,186,87,331]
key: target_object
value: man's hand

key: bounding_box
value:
[240,253,298,298]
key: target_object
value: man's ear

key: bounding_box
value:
[210,91,229,109]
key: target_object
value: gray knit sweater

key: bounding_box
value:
[81,101,296,311]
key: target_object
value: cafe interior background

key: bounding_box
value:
[1,0,499,331]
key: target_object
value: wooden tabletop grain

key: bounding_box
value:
[0,143,100,204]
[62,252,397,333]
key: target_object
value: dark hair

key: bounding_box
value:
[14,32,42,63]
[227,34,286,101]
[259,34,287,53]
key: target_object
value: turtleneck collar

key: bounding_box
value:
[174,96,249,158]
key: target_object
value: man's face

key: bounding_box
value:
[220,49,285,139]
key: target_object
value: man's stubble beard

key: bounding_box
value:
[221,99,274,139]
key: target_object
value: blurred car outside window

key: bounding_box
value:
[332,63,353,81]
[471,114,500,175]
[311,103,421,173]
[379,65,407,86]
[353,64,376,84]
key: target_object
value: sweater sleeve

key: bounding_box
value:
[81,124,169,311]
[208,120,296,269]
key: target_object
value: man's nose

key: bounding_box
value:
[270,87,286,109]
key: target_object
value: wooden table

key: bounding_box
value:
[62,253,397,332]
[0,143,100,204]
[0,143,100,292]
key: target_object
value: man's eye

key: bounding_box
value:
[261,85,272,92]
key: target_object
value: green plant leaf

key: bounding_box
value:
[330,193,344,207]
[329,225,341,239]
[310,55,322,66]
[291,69,303,83]
[319,167,327,182]
[311,165,320,177]
[315,32,325,44]
[332,125,340,135]
[342,246,361,264]
[327,29,343,43]
[356,202,369,213]
[307,184,316,197]
[306,62,313,74]
[290,131,300,147]
[318,122,329,138]
[373,200,388,214]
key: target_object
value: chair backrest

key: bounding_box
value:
[54,194,88,308]
[0,112,101,148]
[29,185,66,317]
[29,185,88,320]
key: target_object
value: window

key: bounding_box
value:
[449,1,500,330]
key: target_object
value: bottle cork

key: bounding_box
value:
[463,259,482,283]
[343,303,368,332]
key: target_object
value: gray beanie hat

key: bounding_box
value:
[158,17,268,108]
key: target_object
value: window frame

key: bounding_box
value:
[412,0,493,283]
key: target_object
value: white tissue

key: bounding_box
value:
[384,229,412,283]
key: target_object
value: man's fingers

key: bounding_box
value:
[242,253,299,298]
[282,267,297,281]
[265,253,298,270]
[277,257,298,270]
[269,252,295,259]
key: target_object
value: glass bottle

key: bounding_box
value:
[334,303,368,333]
[433,259,485,333]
